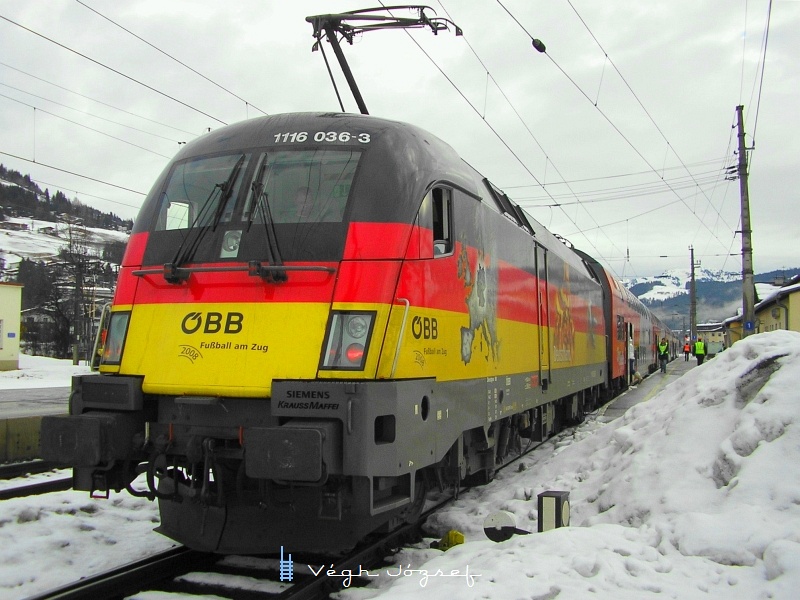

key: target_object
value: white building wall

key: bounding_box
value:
[0,283,23,370]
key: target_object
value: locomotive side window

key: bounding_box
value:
[432,187,453,256]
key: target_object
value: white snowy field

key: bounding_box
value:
[0,354,90,389]
[1,331,800,599]
[0,214,129,271]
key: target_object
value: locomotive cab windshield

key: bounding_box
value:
[147,148,360,267]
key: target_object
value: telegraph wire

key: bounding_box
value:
[74,0,269,118]
[503,156,731,190]
[0,14,227,126]
[0,60,198,136]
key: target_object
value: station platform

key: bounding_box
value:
[598,356,697,422]
[0,387,69,462]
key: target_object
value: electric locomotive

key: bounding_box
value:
[42,112,610,554]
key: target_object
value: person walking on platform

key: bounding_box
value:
[683,341,691,361]
[628,337,636,384]
[693,338,707,366]
[658,337,670,373]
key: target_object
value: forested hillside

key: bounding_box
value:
[0,164,133,231]
[1,165,132,358]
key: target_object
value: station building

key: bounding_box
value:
[724,275,800,346]
[0,282,23,371]
[697,323,726,356]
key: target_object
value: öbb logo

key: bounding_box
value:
[181,312,244,334]
[411,316,438,340]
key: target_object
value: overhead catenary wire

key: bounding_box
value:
[0,14,227,126]
[0,150,147,195]
[493,0,733,258]
[0,81,185,144]
[74,0,269,119]
[563,0,730,221]
[747,0,773,152]
[518,170,727,204]
[503,156,733,190]
[0,60,199,137]
[2,5,774,278]
[367,1,626,277]
[25,176,143,212]
[0,93,173,159]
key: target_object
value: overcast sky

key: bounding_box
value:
[1,1,797,278]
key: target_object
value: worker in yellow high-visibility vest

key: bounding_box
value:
[693,338,707,366]
[658,338,670,373]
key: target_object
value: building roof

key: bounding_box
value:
[724,279,800,325]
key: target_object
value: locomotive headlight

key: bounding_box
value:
[101,310,131,365]
[346,315,368,338]
[220,229,242,258]
[320,311,375,370]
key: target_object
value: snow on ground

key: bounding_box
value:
[335,331,800,599]
[0,354,90,389]
[2,332,800,599]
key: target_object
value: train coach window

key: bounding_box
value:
[432,188,453,256]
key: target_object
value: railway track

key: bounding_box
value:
[26,499,441,600]
[0,459,58,479]
[0,460,72,500]
[20,392,630,599]
[25,546,217,600]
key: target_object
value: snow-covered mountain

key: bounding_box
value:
[622,267,742,302]
[0,215,128,275]
[622,267,790,306]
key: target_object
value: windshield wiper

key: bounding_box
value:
[164,154,245,283]
[248,159,287,283]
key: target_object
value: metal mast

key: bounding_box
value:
[689,245,698,341]
[735,105,756,337]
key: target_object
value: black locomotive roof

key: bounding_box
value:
[134,112,482,231]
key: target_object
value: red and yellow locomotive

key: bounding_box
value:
[42,112,666,554]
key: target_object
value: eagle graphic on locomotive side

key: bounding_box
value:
[457,234,499,365]
[553,261,576,362]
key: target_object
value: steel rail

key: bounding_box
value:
[0,476,72,500]
[0,460,58,480]
[26,546,216,600]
